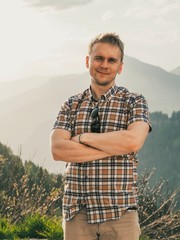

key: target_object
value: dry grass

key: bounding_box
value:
[138,168,180,239]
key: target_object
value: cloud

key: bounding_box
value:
[102,11,116,21]
[124,0,180,19]
[23,0,94,10]
[125,29,180,45]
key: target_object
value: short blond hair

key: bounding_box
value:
[88,33,124,62]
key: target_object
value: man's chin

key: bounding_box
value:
[93,78,114,87]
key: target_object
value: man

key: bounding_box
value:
[50,33,151,240]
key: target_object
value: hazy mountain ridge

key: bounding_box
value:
[170,66,180,75]
[0,76,50,102]
[0,56,180,172]
[121,56,180,114]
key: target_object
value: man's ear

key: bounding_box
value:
[118,63,124,74]
[86,56,90,69]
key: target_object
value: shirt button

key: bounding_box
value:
[100,95,106,100]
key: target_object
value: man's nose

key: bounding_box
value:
[100,59,108,68]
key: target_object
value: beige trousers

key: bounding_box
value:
[62,208,141,240]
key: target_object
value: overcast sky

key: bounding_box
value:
[0,0,180,82]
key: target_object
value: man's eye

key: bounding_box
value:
[109,58,116,63]
[95,56,103,61]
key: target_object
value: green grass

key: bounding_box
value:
[0,214,63,239]
[0,218,16,239]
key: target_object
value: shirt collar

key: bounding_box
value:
[82,84,118,102]
[103,84,118,101]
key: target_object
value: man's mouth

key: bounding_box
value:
[96,70,108,75]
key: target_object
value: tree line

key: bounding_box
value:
[139,111,180,190]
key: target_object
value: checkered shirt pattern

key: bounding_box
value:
[53,84,151,224]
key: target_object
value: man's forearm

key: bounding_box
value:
[72,122,149,155]
[78,131,135,155]
[51,138,112,163]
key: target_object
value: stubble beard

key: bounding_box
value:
[92,76,115,87]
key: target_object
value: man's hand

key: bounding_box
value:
[50,129,111,163]
[71,135,79,143]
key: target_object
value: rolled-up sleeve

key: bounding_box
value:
[127,94,152,132]
[53,99,73,132]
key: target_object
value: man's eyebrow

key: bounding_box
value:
[108,57,118,62]
[94,55,104,58]
[94,55,119,61]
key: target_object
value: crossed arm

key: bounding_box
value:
[50,121,149,163]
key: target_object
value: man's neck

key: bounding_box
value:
[90,83,114,99]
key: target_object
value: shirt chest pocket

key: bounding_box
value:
[101,108,129,132]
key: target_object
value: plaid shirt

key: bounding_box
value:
[53,84,151,224]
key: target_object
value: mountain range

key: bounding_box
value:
[0,55,179,173]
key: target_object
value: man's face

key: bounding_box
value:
[86,42,123,88]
